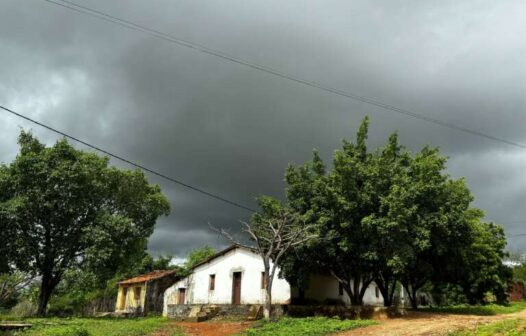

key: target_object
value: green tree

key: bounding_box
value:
[457,222,511,304]
[285,118,381,305]
[281,117,509,308]
[0,131,170,315]
[184,246,216,270]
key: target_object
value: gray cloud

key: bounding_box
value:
[1,0,526,257]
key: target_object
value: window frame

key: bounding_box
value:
[209,274,216,291]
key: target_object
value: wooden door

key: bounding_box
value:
[232,272,242,304]
[178,288,186,304]
[119,287,127,310]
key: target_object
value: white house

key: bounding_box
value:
[163,245,385,316]
[163,245,291,315]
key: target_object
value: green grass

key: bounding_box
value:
[242,317,377,336]
[449,318,526,336]
[0,317,183,336]
[420,301,526,316]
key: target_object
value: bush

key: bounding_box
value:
[10,299,37,317]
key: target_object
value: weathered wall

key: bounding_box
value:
[115,282,146,312]
[163,247,291,316]
[144,274,179,314]
[166,304,287,319]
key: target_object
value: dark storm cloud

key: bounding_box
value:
[1,0,526,257]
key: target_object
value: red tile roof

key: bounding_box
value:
[117,270,177,285]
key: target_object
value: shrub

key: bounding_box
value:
[10,299,37,317]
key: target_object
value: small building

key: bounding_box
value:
[163,245,384,318]
[509,281,525,301]
[163,245,291,316]
[116,270,179,315]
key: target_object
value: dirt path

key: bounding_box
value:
[339,309,526,336]
[175,321,253,336]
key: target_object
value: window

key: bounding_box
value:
[375,286,380,298]
[209,274,215,290]
[338,282,344,296]
[261,272,267,289]
[134,286,141,301]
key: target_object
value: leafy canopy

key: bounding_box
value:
[0,131,170,315]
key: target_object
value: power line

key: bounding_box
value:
[40,0,526,150]
[0,105,257,213]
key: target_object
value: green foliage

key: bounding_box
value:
[429,283,468,306]
[0,272,33,309]
[3,317,181,336]
[279,117,510,308]
[179,246,216,276]
[243,317,376,336]
[45,252,177,317]
[421,301,526,316]
[449,318,526,336]
[10,299,37,318]
[0,131,170,315]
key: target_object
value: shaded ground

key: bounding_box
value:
[175,321,253,336]
[339,309,526,336]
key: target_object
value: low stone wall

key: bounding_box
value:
[167,304,287,320]
[167,304,405,320]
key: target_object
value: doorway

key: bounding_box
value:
[232,272,242,304]
[178,288,186,304]
[119,287,127,310]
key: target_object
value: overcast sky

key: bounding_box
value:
[1,0,526,258]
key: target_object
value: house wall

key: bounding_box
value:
[115,282,147,312]
[163,248,291,316]
[144,274,179,313]
[291,274,384,306]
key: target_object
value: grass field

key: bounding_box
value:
[449,318,526,336]
[420,301,526,316]
[242,317,377,336]
[0,317,183,336]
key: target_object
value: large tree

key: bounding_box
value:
[281,117,509,308]
[285,118,380,305]
[0,131,170,315]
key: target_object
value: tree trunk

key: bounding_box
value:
[37,272,59,317]
[339,275,373,306]
[263,286,272,320]
[376,277,397,307]
[263,262,274,320]
[402,282,419,309]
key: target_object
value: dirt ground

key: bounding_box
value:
[175,321,253,336]
[161,309,526,336]
[339,309,526,336]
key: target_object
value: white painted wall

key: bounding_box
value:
[292,274,384,306]
[163,247,291,316]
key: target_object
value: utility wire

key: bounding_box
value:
[40,0,526,150]
[0,105,257,213]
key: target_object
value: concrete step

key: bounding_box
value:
[247,305,263,321]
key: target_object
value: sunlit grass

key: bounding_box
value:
[0,317,183,336]
[242,317,376,336]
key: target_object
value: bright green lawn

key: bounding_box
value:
[420,301,526,316]
[449,318,526,336]
[242,317,377,336]
[0,317,183,336]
